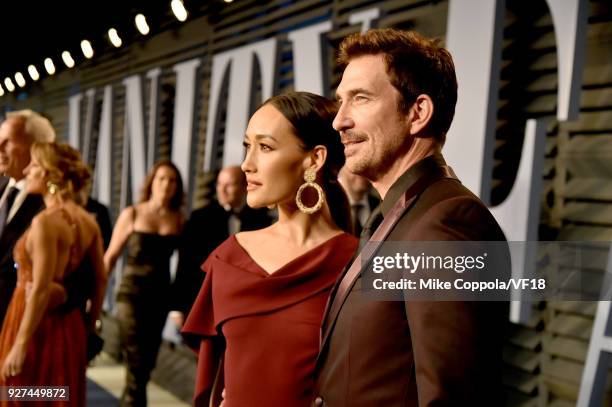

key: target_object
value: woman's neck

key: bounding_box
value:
[147,198,171,215]
[43,193,63,208]
[274,203,340,245]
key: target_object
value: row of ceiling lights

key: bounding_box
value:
[0,0,235,97]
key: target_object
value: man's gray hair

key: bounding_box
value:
[5,109,56,142]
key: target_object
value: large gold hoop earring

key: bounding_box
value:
[47,181,59,195]
[295,168,325,214]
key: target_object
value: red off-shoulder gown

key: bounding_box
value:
[182,233,358,407]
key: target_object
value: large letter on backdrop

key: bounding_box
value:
[204,38,277,171]
[171,59,201,204]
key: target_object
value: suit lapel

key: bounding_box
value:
[317,165,458,358]
[318,196,412,353]
[0,177,8,199]
[2,194,43,235]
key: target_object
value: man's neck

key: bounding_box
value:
[372,140,441,199]
[346,190,367,205]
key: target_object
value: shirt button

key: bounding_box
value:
[314,396,324,407]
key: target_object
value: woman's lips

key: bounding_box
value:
[246,181,262,191]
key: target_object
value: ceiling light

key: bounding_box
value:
[171,0,188,22]
[28,65,40,81]
[14,72,26,88]
[0,86,4,97]
[135,14,150,35]
[224,0,233,3]
[4,78,15,92]
[81,40,94,59]
[108,28,122,48]
[44,58,56,75]
[62,51,75,68]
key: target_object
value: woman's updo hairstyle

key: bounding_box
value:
[262,91,351,232]
[31,142,91,199]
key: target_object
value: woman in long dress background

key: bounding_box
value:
[0,142,107,406]
[104,160,184,407]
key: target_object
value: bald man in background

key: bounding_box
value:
[171,166,272,323]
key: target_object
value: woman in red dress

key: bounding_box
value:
[0,142,107,406]
[182,92,359,407]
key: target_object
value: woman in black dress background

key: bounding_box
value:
[104,160,184,407]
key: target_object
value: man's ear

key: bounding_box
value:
[408,94,434,136]
[302,145,328,174]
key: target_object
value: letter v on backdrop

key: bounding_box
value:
[445,0,588,322]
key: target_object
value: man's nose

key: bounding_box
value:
[333,104,352,132]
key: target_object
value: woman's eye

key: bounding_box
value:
[260,144,272,152]
[243,142,251,150]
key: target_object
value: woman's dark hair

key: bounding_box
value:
[263,91,351,232]
[140,160,185,212]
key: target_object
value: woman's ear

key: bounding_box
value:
[302,145,328,174]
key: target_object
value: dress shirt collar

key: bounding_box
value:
[7,177,26,191]
[222,202,245,215]
[347,194,370,209]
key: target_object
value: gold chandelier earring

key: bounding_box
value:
[47,181,59,195]
[295,168,325,214]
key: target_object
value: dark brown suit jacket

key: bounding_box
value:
[313,155,509,406]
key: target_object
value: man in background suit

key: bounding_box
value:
[313,29,508,406]
[171,166,271,324]
[0,110,56,327]
[338,165,379,237]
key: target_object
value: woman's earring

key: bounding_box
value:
[295,168,325,214]
[47,181,59,195]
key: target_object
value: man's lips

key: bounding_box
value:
[342,137,366,155]
[341,133,367,146]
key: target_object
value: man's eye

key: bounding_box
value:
[260,144,272,152]
[243,142,251,150]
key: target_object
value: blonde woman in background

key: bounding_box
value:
[0,142,107,406]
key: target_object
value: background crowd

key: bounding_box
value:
[0,105,377,406]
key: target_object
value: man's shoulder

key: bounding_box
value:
[395,178,505,241]
[86,198,110,214]
[190,201,224,218]
[14,193,45,219]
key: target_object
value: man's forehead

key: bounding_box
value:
[218,169,242,184]
[0,118,26,141]
[336,55,388,96]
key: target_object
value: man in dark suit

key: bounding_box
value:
[171,166,271,323]
[313,29,508,406]
[338,165,379,237]
[0,110,56,327]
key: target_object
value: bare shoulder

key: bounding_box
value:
[31,209,60,231]
[113,205,135,226]
[29,208,67,241]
